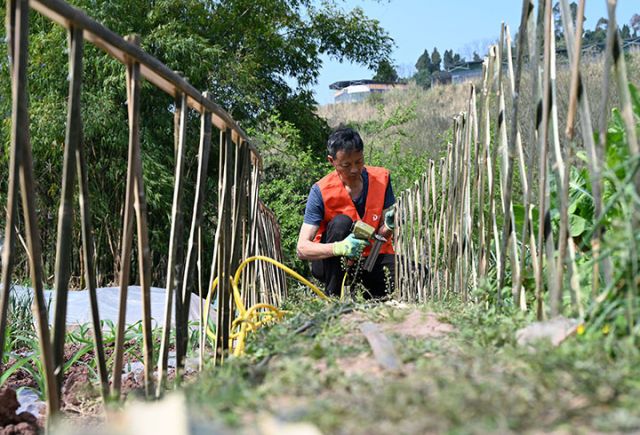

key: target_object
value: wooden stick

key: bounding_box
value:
[52,24,83,392]
[111,36,140,398]
[13,0,60,414]
[0,0,19,370]
[127,34,154,398]
[498,8,529,305]
[180,96,213,372]
[547,19,565,316]
[157,90,188,395]
[535,0,555,320]
[214,129,234,362]
[565,0,585,139]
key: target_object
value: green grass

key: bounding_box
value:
[185,292,640,434]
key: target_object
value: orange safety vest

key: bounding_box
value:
[313,166,395,256]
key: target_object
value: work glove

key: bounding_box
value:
[384,208,396,230]
[332,233,369,259]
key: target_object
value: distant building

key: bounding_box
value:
[448,60,484,85]
[329,79,408,104]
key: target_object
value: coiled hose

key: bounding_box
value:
[203,255,330,357]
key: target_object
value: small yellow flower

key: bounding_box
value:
[577,324,585,335]
[602,324,610,335]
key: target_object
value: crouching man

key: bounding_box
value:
[296,127,396,298]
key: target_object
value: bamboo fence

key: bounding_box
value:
[0,0,286,417]
[394,0,635,321]
[1,0,637,422]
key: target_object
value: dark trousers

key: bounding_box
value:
[311,214,395,299]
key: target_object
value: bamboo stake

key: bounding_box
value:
[428,160,436,298]
[434,157,447,298]
[498,7,529,306]
[214,129,234,362]
[468,88,479,293]
[52,25,84,391]
[12,0,60,414]
[180,97,213,374]
[476,60,491,282]
[565,0,585,140]
[485,47,503,298]
[535,0,556,320]
[157,91,188,395]
[0,0,19,370]
[111,35,141,398]
[547,19,565,316]
[124,35,154,398]
[558,0,594,315]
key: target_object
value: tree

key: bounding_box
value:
[443,49,453,70]
[415,49,431,72]
[373,59,398,82]
[473,51,482,62]
[430,47,442,73]
[631,14,640,36]
[0,0,394,281]
[413,69,431,90]
[621,24,632,40]
[453,53,462,67]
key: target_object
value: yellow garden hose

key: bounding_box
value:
[202,255,331,357]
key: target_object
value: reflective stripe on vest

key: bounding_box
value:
[313,166,394,256]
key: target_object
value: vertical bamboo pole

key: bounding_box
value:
[557,0,591,316]
[435,158,446,298]
[52,25,84,391]
[394,197,402,298]
[547,16,565,316]
[125,35,154,398]
[486,47,503,298]
[462,92,475,302]
[11,0,60,414]
[180,98,213,373]
[468,86,479,294]
[506,6,536,310]
[428,160,436,298]
[0,0,19,370]
[157,91,188,395]
[214,129,234,362]
[535,0,556,320]
[498,5,530,306]
[112,35,143,398]
[476,60,491,283]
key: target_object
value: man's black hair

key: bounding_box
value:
[327,126,364,158]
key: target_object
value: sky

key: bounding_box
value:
[313,0,638,105]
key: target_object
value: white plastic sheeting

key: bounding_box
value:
[4,285,216,328]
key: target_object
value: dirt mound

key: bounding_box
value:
[0,388,39,435]
[384,310,454,338]
[340,309,454,338]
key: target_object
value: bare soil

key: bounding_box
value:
[0,388,38,435]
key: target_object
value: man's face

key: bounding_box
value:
[328,149,364,183]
